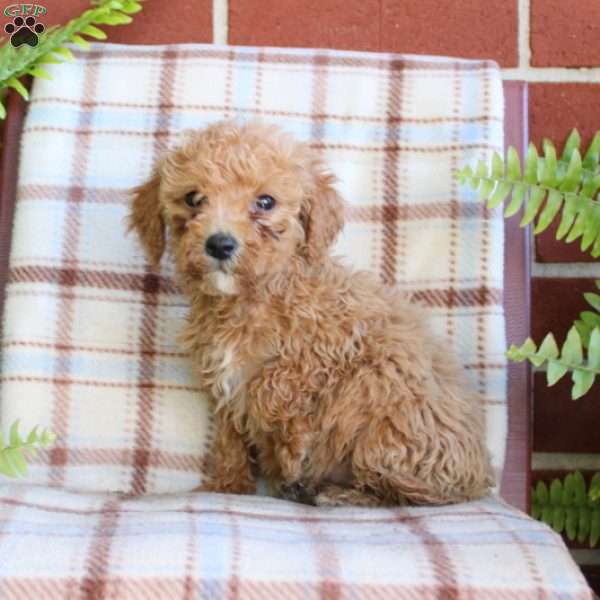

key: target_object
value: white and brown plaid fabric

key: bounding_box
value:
[0,43,592,599]
[1,43,507,495]
[0,483,592,598]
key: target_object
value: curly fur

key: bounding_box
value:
[128,120,494,506]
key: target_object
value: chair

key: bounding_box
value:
[0,40,591,598]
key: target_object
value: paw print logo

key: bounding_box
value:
[5,16,45,48]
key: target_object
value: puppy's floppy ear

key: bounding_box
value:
[128,168,165,268]
[299,164,345,264]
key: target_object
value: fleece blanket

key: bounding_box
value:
[0,42,591,600]
[0,484,592,599]
[1,43,506,494]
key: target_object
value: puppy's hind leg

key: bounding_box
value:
[350,424,444,506]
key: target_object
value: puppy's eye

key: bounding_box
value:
[184,191,207,208]
[254,194,276,211]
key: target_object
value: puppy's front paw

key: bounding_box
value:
[277,481,316,505]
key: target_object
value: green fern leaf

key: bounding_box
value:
[566,206,589,244]
[562,129,581,162]
[504,182,527,217]
[574,472,587,506]
[520,186,546,227]
[580,205,600,252]
[581,173,600,198]
[491,152,504,179]
[564,473,577,503]
[95,12,133,25]
[561,327,584,366]
[579,311,600,328]
[559,149,583,193]
[537,333,560,362]
[590,473,600,502]
[506,146,521,180]
[579,506,592,543]
[0,421,56,479]
[591,509,600,547]
[584,293,600,312]
[566,506,578,541]
[38,54,64,65]
[487,181,512,209]
[6,77,29,100]
[534,189,563,234]
[556,195,579,240]
[583,132,600,171]
[541,140,559,187]
[26,426,39,445]
[0,452,18,477]
[574,311,600,350]
[552,506,566,534]
[476,159,488,178]
[524,143,539,185]
[41,430,56,446]
[6,448,28,476]
[542,505,554,527]
[506,337,537,362]
[550,478,564,504]
[121,0,143,13]
[591,234,600,258]
[9,420,21,447]
[71,34,91,49]
[81,25,108,40]
[27,67,52,80]
[572,369,596,399]
[53,47,75,61]
[547,359,569,386]
[478,178,495,201]
[536,480,549,504]
[532,500,542,520]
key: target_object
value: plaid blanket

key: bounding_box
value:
[0,483,592,599]
[1,44,506,495]
[0,43,591,600]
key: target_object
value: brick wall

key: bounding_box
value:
[36,0,600,589]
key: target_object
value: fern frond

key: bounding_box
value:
[532,472,600,547]
[507,326,600,399]
[0,0,144,118]
[457,129,600,258]
[0,420,56,478]
[573,280,600,348]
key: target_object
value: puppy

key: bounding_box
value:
[129,120,494,507]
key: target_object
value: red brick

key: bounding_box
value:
[530,84,600,263]
[531,0,600,67]
[530,84,600,150]
[34,0,211,44]
[380,0,517,67]
[229,0,518,66]
[531,277,596,344]
[229,0,381,52]
[533,373,600,453]
[536,220,597,263]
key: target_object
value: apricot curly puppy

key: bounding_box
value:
[129,120,494,507]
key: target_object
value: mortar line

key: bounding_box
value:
[517,0,531,70]
[503,67,600,82]
[532,262,600,278]
[213,0,228,45]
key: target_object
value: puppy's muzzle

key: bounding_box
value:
[205,232,238,261]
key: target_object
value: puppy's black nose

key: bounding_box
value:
[205,233,238,260]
